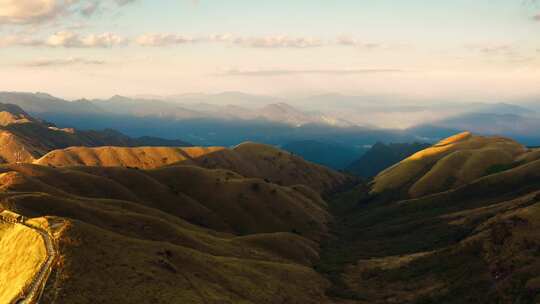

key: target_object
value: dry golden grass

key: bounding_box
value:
[0,215,47,304]
[372,132,529,197]
[0,130,38,163]
[34,146,223,169]
[35,142,349,194]
[0,112,33,127]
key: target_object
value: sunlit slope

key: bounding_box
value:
[0,103,37,126]
[228,142,349,194]
[35,143,350,194]
[371,132,540,197]
[0,212,47,304]
[0,163,335,303]
[34,146,223,169]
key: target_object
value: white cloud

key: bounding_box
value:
[78,32,126,47]
[0,0,74,24]
[1,31,128,48]
[337,37,381,49]
[135,33,325,48]
[46,30,78,46]
[0,0,137,25]
[233,35,324,48]
[135,33,197,46]
[4,31,328,49]
[46,31,126,47]
[136,33,390,49]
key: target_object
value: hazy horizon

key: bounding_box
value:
[2,90,539,106]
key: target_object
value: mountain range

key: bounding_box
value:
[2,92,539,148]
[0,102,191,164]
[0,99,539,303]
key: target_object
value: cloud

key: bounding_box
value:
[0,35,41,47]
[20,57,106,67]
[2,31,397,51]
[337,37,381,49]
[135,33,197,46]
[0,31,126,48]
[46,31,126,47]
[0,0,74,24]
[220,68,404,77]
[232,35,325,48]
[135,33,325,48]
[0,0,137,25]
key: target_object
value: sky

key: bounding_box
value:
[0,0,539,101]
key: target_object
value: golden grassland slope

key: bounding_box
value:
[198,142,350,195]
[371,132,540,198]
[34,146,223,169]
[0,216,47,304]
[0,103,37,126]
[0,163,336,303]
[35,142,351,194]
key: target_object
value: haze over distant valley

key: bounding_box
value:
[1,91,539,148]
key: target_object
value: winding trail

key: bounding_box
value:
[0,211,58,304]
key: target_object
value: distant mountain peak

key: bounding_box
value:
[0,103,37,126]
[108,95,132,102]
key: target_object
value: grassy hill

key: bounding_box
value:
[316,133,540,303]
[371,132,540,198]
[2,130,540,303]
[35,142,352,195]
[0,163,337,303]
